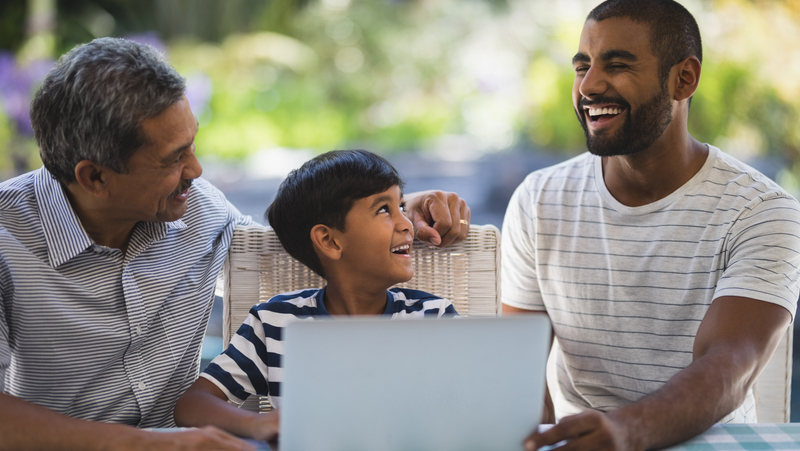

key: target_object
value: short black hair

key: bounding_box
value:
[266,149,405,278]
[588,0,702,81]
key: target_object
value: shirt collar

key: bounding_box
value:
[33,167,187,268]
[313,286,395,315]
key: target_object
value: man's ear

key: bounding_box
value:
[73,160,111,198]
[673,56,701,102]
[310,224,342,261]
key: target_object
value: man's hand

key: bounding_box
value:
[524,410,630,451]
[405,190,470,247]
[121,427,259,451]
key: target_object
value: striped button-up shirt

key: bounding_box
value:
[0,168,250,427]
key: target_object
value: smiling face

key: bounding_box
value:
[572,17,674,157]
[334,185,415,290]
[105,95,202,224]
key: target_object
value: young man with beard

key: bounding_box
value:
[501,1,800,450]
[0,38,470,450]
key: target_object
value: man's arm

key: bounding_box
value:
[526,296,791,451]
[404,190,470,247]
[0,392,257,451]
[175,377,279,443]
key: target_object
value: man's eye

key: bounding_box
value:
[574,66,588,74]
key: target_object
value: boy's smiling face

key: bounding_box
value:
[335,184,415,290]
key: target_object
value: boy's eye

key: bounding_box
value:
[378,205,389,214]
[399,202,406,212]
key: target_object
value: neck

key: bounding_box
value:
[63,184,136,253]
[601,128,708,207]
[323,281,387,316]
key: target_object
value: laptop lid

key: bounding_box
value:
[279,315,551,451]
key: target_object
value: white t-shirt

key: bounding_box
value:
[501,145,800,423]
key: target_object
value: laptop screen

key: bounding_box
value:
[279,315,551,451]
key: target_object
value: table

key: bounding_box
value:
[155,423,800,450]
[663,423,800,450]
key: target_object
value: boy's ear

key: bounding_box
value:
[73,160,111,198]
[310,224,342,261]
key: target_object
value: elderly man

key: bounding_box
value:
[0,37,469,450]
[502,1,800,450]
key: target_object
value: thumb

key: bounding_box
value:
[414,223,442,246]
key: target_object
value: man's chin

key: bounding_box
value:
[156,204,189,223]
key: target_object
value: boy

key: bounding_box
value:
[174,150,457,444]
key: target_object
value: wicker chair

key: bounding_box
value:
[218,223,792,421]
[752,325,793,422]
[219,223,501,413]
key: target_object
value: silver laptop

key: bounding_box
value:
[279,315,551,451]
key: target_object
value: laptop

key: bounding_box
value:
[279,315,551,451]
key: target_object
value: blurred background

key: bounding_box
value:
[1,0,799,419]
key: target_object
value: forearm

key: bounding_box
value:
[0,393,144,451]
[174,380,262,439]
[612,349,754,451]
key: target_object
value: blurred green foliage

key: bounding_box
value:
[0,0,799,191]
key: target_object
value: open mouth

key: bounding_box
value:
[169,180,193,200]
[586,106,624,122]
[390,244,410,255]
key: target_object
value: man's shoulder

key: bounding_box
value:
[0,170,38,212]
[520,152,595,188]
[707,146,799,205]
[510,152,596,203]
[180,177,251,227]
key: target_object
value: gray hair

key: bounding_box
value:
[31,37,186,185]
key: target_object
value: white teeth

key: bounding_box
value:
[390,244,410,253]
[587,107,622,116]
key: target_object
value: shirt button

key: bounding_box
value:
[138,381,147,391]
[135,326,142,336]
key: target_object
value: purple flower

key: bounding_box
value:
[0,51,54,136]
[185,72,214,117]
[124,31,167,55]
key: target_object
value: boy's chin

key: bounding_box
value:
[393,271,414,285]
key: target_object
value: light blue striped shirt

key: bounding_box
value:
[0,167,251,427]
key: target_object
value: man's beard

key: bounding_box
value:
[576,79,673,157]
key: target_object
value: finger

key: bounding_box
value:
[437,195,470,247]
[413,196,447,246]
[526,413,607,451]
[457,198,470,241]
[532,428,611,451]
[433,193,459,247]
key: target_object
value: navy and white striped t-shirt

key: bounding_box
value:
[201,287,457,408]
[0,168,251,427]
[502,145,800,423]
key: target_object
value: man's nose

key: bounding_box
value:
[183,152,203,179]
[579,66,608,98]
